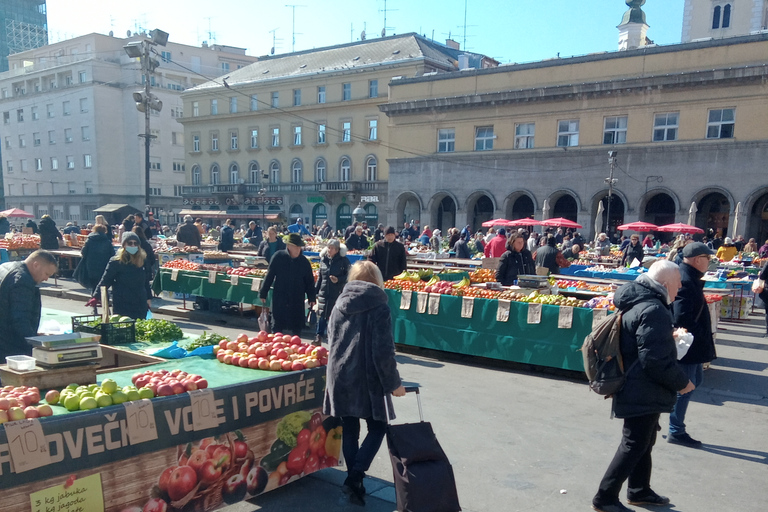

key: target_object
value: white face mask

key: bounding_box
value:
[125,246,139,255]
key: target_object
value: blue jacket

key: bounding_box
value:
[218,225,235,252]
[288,222,311,236]
[0,262,41,361]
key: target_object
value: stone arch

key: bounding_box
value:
[428,191,459,232]
[637,187,680,219]
[590,188,628,236]
[394,191,424,227]
[744,186,768,242]
[546,189,581,221]
[465,190,497,232]
[503,190,538,220]
[692,187,734,237]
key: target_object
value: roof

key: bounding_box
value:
[93,204,140,213]
[188,33,485,92]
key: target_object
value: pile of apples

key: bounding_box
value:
[131,369,209,397]
[215,332,328,372]
[0,385,52,423]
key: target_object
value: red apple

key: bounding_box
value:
[236,333,249,344]
[37,404,53,417]
[157,384,174,397]
[223,355,233,365]
[167,465,197,501]
[222,473,247,504]
[216,352,226,363]
[238,357,250,368]
[282,335,292,344]
[247,358,260,369]
[219,340,229,350]
[24,406,40,418]
[231,355,241,366]
[257,358,270,370]
[246,465,268,495]
[195,379,208,389]
[290,335,301,345]
[275,349,288,360]
[183,379,198,392]
[254,347,268,358]
[212,446,231,470]
[0,397,11,410]
[291,361,305,371]
[257,331,268,342]
[187,450,208,474]
[281,360,294,371]
[131,372,144,385]
[157,465,176,493]
[135,377,149,389]
[142,498,167,512]
[171,382,186,395]
[248,337,259,345]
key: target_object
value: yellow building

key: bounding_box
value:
[178,34,494,231]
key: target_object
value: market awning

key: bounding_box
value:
[177,209,282,220]
[93,204,138,213]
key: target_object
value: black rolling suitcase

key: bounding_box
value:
[385,387,461,512]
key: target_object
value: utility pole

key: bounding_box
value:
[606,151,618,236]
[285,5,305,52]
[141,41,151,210]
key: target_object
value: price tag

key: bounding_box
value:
[558,305,574,329]
[230,274,239,286]
[4,419,51,473]
[400,290,412,310]
[461,296,474,318]
[496,299,511,322]
[416,292,428,314]
[189,389,219,431]
[527,303,542,324]
[592,308,608,330]
[428,293,441,315]
[251,277,263,292]
[208,270,217,284]
[171,268,179,281]
[123,399,159,445]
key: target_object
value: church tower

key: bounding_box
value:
[618,0,650,50]
[681,0,768,43]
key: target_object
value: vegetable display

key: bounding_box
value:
[275,411,312,448]
[184,331,229,351]
[135,318,184,343]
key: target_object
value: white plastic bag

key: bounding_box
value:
[258,309,269,332]
[673,328,694,360]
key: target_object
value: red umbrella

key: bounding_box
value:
[656,223,704,234]
[0,208,34,218]
[481,218,513,228]
[541,217,582,229]
[616,221,659,232]
[507,218,543,227]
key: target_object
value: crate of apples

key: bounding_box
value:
[0,385,52,422]
[216,332,327,372]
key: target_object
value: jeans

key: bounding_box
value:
[594,413,660,505]
[316,316,328,337]
[669,363,703,436]
[341,416,387,476]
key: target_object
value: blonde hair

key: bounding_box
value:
[118,247,146,267]
[348,260,384,288]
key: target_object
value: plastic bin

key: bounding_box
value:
[6,355,36,371]
[72,315,136,345]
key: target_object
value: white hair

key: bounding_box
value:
[647,259,679,284]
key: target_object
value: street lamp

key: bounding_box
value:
[605,151,618,235]
[353,201,366,223]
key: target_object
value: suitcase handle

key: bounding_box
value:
[386,385,423,423]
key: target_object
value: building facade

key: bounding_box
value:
[0,33,256,224]
[0,0,47,73]
[178,34,494,231]
[682,0,768,42]
[381,33,768,242]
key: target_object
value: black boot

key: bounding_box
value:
[343,470,366,506]
[312,335,323,346]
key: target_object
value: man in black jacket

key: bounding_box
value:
[592,260,694,512]
[218,219,236,252]
[0,251,58,363]
[669,242,716,448]
[345,225,369,251]
[176,215,202,247]
[369,226,407,281]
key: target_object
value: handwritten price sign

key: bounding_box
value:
[189,389,219,431]
[4,418,51,472]
[123,399,159,445]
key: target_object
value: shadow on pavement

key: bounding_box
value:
[699,443,768,465]
[395,354,444,369]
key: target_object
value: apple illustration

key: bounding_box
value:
[222,473,247,504]
[246,466,268,496]
[167,465,197,501]
[187,450,208,475]
[142,498,167,512]
[157,466,177,494]
[198,459,222,486]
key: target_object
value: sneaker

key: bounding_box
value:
[311,335,322,347]
[627,490,670,506]
[667,432,702,448]
[592,502,635,512]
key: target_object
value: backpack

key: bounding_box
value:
[581,311,638,397]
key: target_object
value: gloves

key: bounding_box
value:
[85,298,100,308]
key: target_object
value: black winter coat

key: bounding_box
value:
[140,239,156,280]
[94,257,151,320]
[323,281,402,421]
[345,233,368,251]
[0,262,41,361]
[257,237,286,262]
[315,252,351,319]
[245,227,263,245]
[496,248,535,285]
[218,225,235,252]
[534,245,559,274]
[259,250,316,333]
[38,217,62,250]
[621,241,644,266]
[74,232,114,292]
[612,275,690,418]
[454,239,471,259]
[672,263,716,364]
[176,222,202,247]
[0,217,10,235]
[369,240,408,281]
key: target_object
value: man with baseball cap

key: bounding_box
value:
[669,242,717,447]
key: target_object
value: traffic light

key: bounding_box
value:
[132,91,163,113]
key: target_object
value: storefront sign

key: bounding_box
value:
[307,196,326,203]
[361,196,379,203]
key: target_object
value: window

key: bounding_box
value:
[85,182,93,194]
[291,160,302,183]
[229,96,237,114]
[250,129,258,148]
[2,112,8,124]
[51,157,58,170]
[81,126,90,141]
[342,121,351,142]
[557,120,580,147]
[69,184,77,194]
[653,113,678,142]
[160,50,172,62]
[211,133,219,151]
[250,95,258,111]
[707,108,735,139]
[271,91,279,108]
[211,165,220,185]
[514,123,535,149]
[79,98,87,113]
[342,83,351,101]
[48,130,55,144]
[78,71,86,83]
[33,132,41,146]
[712,4,732,29]
[210,99,218,115]
[317,124,326,144]
[366,157,377,181]
[475,126,494,151]
[368,119,378,141]
[270,161,280,183]
[66,156,75,169]
[172,161,185,172]
[249,162,260,183]
[4,136,9,148]
[5,160,12,173]
[17,109,23,122]
[369,79,378,98]
[434,128,455,153]
[31,106,39,120]
[230,163,239,184]
[222,62,230,72]
[35,158,42,171]
[293,126,302,146]
[83,154,92,168]
[271,127,280,147]
[47,104,54,118]
[192,101,199,117]
[18,135,25,148]
[230,131,238,150]
[192,166,201,185]
[192,135,200,152]
[340,158,351,181]
[171,131,181,145]
[317,86,326,104]
[65,128,73,143]
[315,159,326,182]
[293,89,301,106]
[20,159,27,172]
[65,75,73,86]
[603,116,628,144]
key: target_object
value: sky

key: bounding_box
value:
[46,0,685,64]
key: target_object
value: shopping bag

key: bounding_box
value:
[751,278,764,294]
[258,309,270,332]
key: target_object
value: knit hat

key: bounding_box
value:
[385,226,396,235]
[286,233,305,247]
[121,232,140,245]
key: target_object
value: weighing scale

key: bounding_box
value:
[26,333,103,368]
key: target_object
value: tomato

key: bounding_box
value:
[296,428,311,447]
[303,454,320,475]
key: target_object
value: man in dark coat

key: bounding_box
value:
[533,235,560,275]
[38,215,63,250]
[372,223,384,243]
[453,233,471,259]
[26,219,39,234]
[314,239,351,345]
[260,233,316,335]
[0,250,58,362]
[73,225,114,293]
[245,221,263,245]
[218,219,236,252]
[368,226,407,281]
[345,225,369,251]
[593,261,694,512]
[318,220,333,238]
[669,242,717,448]
[176,215,202,247]
[134,213,151,240]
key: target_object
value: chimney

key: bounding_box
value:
[445,39,460,50]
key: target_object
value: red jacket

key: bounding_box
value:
[484,234,508,258]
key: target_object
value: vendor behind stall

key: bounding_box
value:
[0,250,58,363]
[496,233,535,285]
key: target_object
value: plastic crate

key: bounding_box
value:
[71,315,136,345]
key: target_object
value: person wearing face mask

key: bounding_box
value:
[314,239,351,345]
[91,232,152,320]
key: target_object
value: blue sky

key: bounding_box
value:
[47,0,684,63]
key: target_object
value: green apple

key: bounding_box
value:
[138,387,154,399]
[79,397,98,410]
[110,391,128,405]
[100,379,118,395]
[88,384,99,392]
[95,393,112,408]
[66,383,79,391]
[63,395,80,411]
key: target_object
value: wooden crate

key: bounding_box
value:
[0,363,98,389]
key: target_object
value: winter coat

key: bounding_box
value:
[612,275,690,418]
[759,243,768,259]
[26,220,39,234]
[621,241,644,266]
[257,237,286,262]
[259,250,316,333]
[315,249,351,319]
[176,221,202,247]
[218,225,235,252]
[0,262,41,361]
[319,224,333,238]
[596,239,611,256]
[534,245,560,274]
[496,248,535,285]
[454,239,471,259]
[38,217,63,250]
[345,233,369,251]
[323,280,402,422]
[672,263,716,364]
[94,256,152,320]
[73,232,114,292]
[368,239,408,281]
[140,239,156,280]
[0,217,10,235]
[287,222,311,236]
[447,231,460,250]
[373,228,384,242]
[245,227,263,245]
[484,234,507,258]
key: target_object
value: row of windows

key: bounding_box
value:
[2,98,89,124]
[191,80,379,117]
[190,156,379,186]
[4,126,92,149]
[2,70,87,98]
[191,119,378,153]
[436,108,736,153]
[6,154,90,172]
[6,185,95,198]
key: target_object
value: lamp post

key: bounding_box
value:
[352,201,366,224]
[605,151,618,235]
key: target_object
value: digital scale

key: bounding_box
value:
[26,333,103,368]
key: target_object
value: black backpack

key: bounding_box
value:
[582,311,638,397]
